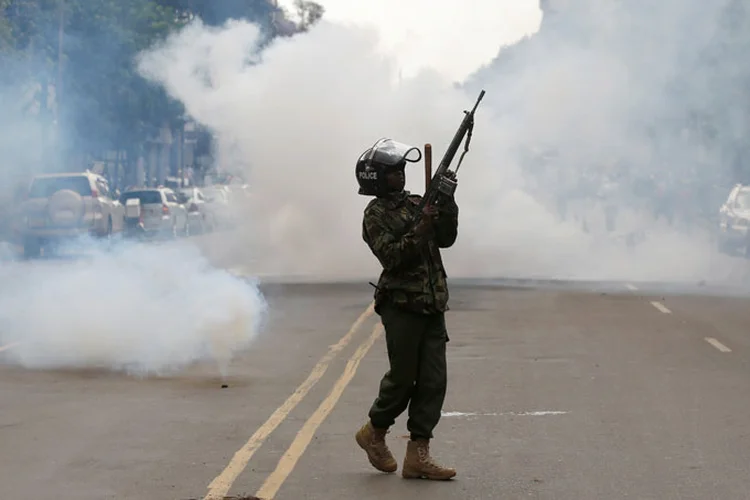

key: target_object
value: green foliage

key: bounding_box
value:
[0,0,12,51]
[0,0,59,85]
[59,0,185,154]
[0,0,325,172]
[671,0,750,176]
[292,0,324,31]
[156,0,279,27]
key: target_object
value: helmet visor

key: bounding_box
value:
[365,138,422,167]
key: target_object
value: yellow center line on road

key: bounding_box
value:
[203,302,375,500]
[254,323,384,500]
[0,342,19,353]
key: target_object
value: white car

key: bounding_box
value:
[177,187,212,233]
[202,185,236,229]
[18,171,124,257]
[119,187,189,238]
[718,184,750,255]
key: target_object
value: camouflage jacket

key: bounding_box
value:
[362,190,459,315]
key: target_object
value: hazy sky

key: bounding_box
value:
[279,0,544,82]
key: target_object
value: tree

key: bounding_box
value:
[155,0,324,36]
[0,0,61,88]
[59,0,185,155]
[1,0,325,184]
[291,0,324,32]
[0,0,12,51]
[0,0,187,173]
[157,0,281,32]
[677,0,750,182]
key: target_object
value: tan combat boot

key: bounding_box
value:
[401,438,456,480]
[355,421,398,473]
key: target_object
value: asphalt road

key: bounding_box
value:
[2,272,750,499]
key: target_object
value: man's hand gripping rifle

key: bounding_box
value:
[410,89,485,232]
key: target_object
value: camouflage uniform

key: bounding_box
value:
[364,191,457,316]
[355,189,458,480]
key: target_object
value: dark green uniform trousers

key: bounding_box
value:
[368,302,448,440]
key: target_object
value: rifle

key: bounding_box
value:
[412,89,486,221]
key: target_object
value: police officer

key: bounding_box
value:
[353,138,458,480]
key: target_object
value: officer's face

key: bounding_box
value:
[385,165,405,192]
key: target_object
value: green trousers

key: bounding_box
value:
[368,302,449,440]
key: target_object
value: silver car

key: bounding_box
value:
[18,171,124,257]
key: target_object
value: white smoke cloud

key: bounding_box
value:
[0,18,272,380]
[0,239,267,377]
[275,0,543,82]
[135,0,749,286]
[3,0,748,377]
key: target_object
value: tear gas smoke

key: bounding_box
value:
[135,2,750,286]
[0,31,269,379]
[0,73,268,376]
[275,0,543,82]
[0,83,49,205]
[0,0,748,377]
[0,240,267,376]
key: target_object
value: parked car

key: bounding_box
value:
[119,187,189,239]
[201,185,235,229]
[718,183,750,256]
[177,187,211,234]
[18,171,124,258]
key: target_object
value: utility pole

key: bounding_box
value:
[57,0,64,93]
[56,0,64,169]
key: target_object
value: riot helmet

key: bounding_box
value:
[355,138,422,196]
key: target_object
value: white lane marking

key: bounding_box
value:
[253,324,383,500]
[516,411,568,416]
[704,337,732,353]
[625,283,638,291]
[203,303,375,500]
[442,410,569,417]
[0,342,19,353]
[650,301,672,314]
